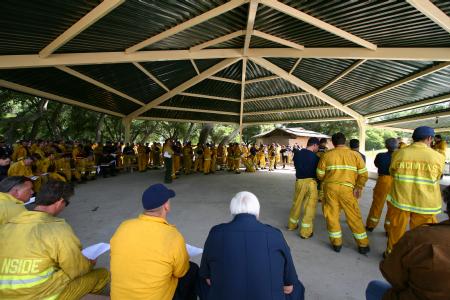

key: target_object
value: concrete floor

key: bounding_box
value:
[61,167,447,300]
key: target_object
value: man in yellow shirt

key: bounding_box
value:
[0,176,33,224]
[317,132,369,254]
[111,184,198,300]
[0,181,109,299]
[432,134,447,157]
[385,126,445,255]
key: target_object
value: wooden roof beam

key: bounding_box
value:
[244,92,308,103]
[39,0,124,58]
[132,62,170,92]
[345,62,450,106]
[243,1,259,56]
[245,75,278,84]
[126,0,248,53]
[407,0,450,34]
[252,30,304,50]
[209,76,242,84]
[56,66,145,106]
[243,105,333,116]
[366,93,450,119]
[138,116,237,125]
[370,110,450,127]
[190,30,245,51]
[319,59,366,91]
[0,79,125,117]
[180,92,241,103]
[127,57,241,118]
[3,48,450,69]
[249,57,362,119]
[259,0,377,50]
[155,105,240,116]
[244,117,353,125]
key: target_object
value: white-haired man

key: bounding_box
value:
[199,191,305,300]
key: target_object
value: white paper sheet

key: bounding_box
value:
[24,197,35,206]
[82,243,110,260]
[186,244,203,257]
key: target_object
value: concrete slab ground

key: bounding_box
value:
[61,167,447,300]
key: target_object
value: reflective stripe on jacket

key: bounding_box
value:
[316,146,368,189]
[388,142,445,214]
[0,211,92,299]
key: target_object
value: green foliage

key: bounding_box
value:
[242,124,275,144]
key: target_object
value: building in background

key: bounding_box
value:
[253,127,332,148]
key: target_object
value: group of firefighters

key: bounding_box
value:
[287,126,447,257]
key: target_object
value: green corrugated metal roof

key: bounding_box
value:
[0,0,449,128]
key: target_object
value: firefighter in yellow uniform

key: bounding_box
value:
[210,144,217,173]
[385,126,445,255]
[268,144,276,171]
[233,143,242,174]
[317,132,369,254]
[11,140,28,162]
[365,138,398,232]
[0,181,109,299]
[227,144,234,171]
[432,134,447,157]
[182,142,193,175]
[193,143,204,172]
[203,144,212,174]
[0,176,33,224]
[287,138,320,239]
[137,143,148,172]
[257,145,266,169]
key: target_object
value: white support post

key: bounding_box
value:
[240,58,248,143]
[122,117,132,143]
[357,118,366,154]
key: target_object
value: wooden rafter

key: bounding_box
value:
[370,110,450,127]
[366,93,450,119]
[345,62,450,106]
[319,59,366,91]
[244,117,353,125]
[126,0,248,53]
[127,58,241,118]
[249,57,362,119]
[56,66,145,106]
[132,62,170,92]
[39,0,124,58]
[209,76,241,84]
[139,116,237,125]
[156,105,239,116]
[3,48,450,69]
[243,1,259,56]
[243,105,333,116]
[259,0,376,50]
[407,0,450,34]
[190,30,245,51]
[252,30,304,50]
[244,92,308,103]
[245,75,278,84]
[0,79,125,117]
[180,92,241,103]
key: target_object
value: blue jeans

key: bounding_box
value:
[366,280,391,300]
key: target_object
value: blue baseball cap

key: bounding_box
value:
[412,126,435,140]
[142,184,175,210]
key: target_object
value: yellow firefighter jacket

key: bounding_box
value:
[0,193,26,225]
[432,140,447,157]
[317,146,368,189]
[7,160,33,177]
[388,142,445,215]
[203,147,211,160]
[0,211,92,299]
[11,146,28,162]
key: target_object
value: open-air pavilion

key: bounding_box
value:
[1,1,450,299]
[1,0,449,147]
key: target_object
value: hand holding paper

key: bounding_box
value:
[186,244,203,258]
[82,243,110,260]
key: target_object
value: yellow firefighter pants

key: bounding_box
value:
[194,157,203,172]
[269,158,275,170]
[184,156,192,174]
[366,175,393,231]
[203,158,211,174]
[288,178,318,238]
[322,183,369,247]
[138,154,148,171]
[211,158,216,173]
[173,155,181,173]
[385,204,437,254]
[57,268,110,300]
[227,156,234,170]
[243,157,255,172]
[233,157,241,172]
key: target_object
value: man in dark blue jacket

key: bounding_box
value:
[199,191,304,300]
